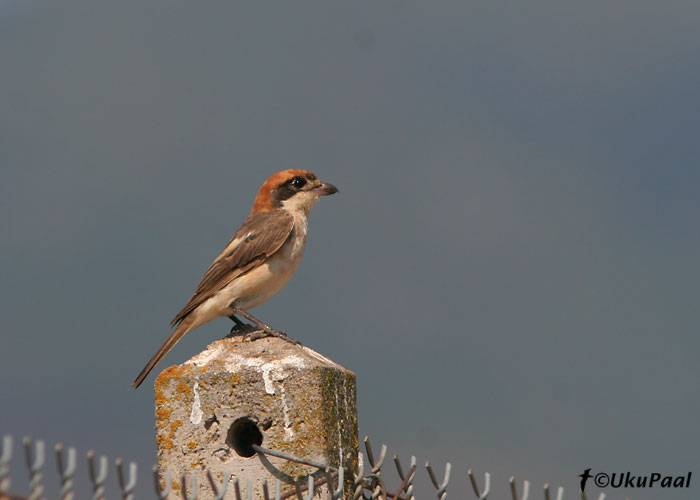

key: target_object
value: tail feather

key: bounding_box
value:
[132,319,194,389]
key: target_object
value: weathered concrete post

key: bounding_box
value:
[154,336,358,499]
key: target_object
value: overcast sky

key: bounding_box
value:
[2,2,699,499]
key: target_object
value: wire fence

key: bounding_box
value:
[0,435,612,500]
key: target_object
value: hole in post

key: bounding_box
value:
[226,417,263,458]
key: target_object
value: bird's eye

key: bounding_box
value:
[291,177,306,188]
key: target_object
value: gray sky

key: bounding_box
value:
[2,1,699,499]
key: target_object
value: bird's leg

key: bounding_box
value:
[232,309,300,346]
[235,310,283,335]
[229,315,245,327]
[228,314,248,329]
[227,317,267,341]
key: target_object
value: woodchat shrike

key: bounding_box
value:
[132,169,338,388]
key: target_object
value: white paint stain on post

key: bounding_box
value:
[280,386,293,438]
[335,386,343,464]
[190,381,203,424]
[261,364,275,394]
[220,354,307,395]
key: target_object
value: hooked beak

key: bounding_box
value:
[315,181,339,196]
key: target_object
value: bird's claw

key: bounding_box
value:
[229,326,301,346]
[242,329,269,342]
[263,328,301,346]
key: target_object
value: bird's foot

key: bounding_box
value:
[231,309,302,346]
[242,329,271,342]
[229,325,300,345]
[227,321,300,345]
[259,327,301,346]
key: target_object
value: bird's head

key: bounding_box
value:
[251,169,339,215]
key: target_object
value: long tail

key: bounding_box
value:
[132,318,195,389]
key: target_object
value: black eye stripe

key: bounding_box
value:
[273,176,307,203]
[291,176,306,188]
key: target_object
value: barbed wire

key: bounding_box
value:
[0,435,612,500]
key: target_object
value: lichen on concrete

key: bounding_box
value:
[154,336,358,499]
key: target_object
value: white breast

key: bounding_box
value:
[200,212,310,316]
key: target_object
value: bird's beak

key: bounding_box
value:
[315,182,339,196]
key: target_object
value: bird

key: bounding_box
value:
[132,169,338,388]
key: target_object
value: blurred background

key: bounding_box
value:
[2,1,699,499]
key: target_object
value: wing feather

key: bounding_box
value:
[170,210,294,326]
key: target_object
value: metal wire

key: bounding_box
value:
[116,458,137,500]
[252,444,330,471]
[87,450,108,500]
[262,479,279,500]
[302,474,314,500]
[3,435,611,500]
[467,469,490,500]
[152,466,171,500]
[233,476,242,500]
[391,465,416,500]
[330,465,344,500]
[393,454,416,500]
[206,469,229,500]
[509,476,529,500]
[0,435,12,495]
[426,461,450,500]
[352,452,366,500]
[364,437,387,474]
[23,436,45,500]
[181,473,198,500]
[544,483,564,500]
[55,443,76,500]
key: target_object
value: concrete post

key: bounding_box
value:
[154,336,358,499]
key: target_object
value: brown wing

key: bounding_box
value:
[170,210,294,326]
